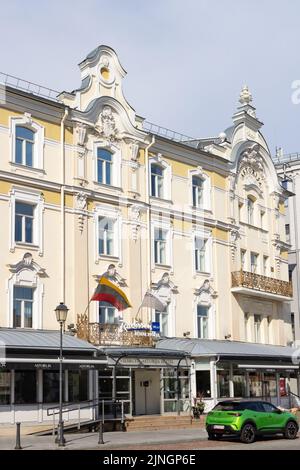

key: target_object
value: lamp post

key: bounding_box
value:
[55,302,69,447]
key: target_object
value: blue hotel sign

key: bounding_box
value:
[151,322,160,332]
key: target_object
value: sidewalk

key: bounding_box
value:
[0,427,208,450]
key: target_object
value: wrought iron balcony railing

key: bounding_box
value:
[231,270,293,297]
[76,314,154,347]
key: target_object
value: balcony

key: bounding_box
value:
[231,270,293,300]
[76,314,154,347]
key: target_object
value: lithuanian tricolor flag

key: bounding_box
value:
[91,277,132,311]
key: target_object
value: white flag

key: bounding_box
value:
[141,291,166,311]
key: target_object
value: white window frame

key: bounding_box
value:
[196,304,209,339]
[7,268,43,329]
[152,222,172,267]
[193,230,211,275]
[99,302,120,324]
[94,205,122,262]
[250,252,258,274]
[9,187,44,255]
[98,216,116,257]
[149,156,171,200]
[189,169,211,211]
[10,115,44,170]
[247,196,255,225]
[153,306,170,337]
[254,314,261,343]
[13,286,34,328]
[94,141,121,188]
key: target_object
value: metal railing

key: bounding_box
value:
[273,152,300,165]
[232,270,293,297]
[143,121,198,147]
[0,71,60,102]
[47,398,129,435]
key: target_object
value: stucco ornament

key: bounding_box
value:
[129,204,143,241]
[75,192,88,232]
[96,106,118,141]
[239,85,252,106]
[238,144,265,188]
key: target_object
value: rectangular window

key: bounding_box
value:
[291,313,295,342]
[247,198,254,225]
[15,370,36,404]
[195,237,207,272]
[68,370,88,402]
[192,176,204,208]
[13,286,34,328]
[154,227,167,265]
[15,202,35,244]
[99,302,118,324]
[254,314,261,343]
[155,309,169,337]
[244,313,249,341]
[97,148,113,185]
[98,217,115,256]
[15,126,34,167]
[285,224,290,244]
[260,210,265,229]
[151,164,164,198]
[241,249,246,270]
[0,372,11,405]
[263,256,268,276]
[197,305,209,339]
[43,371,63,403]
[250,252,258,273]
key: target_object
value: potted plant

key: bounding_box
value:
[192,393,205,418]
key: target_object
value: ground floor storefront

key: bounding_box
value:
[157,338,300,413]
[98,348,191,416]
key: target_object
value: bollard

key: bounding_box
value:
[14,422,22,450]
[98,422,104,445]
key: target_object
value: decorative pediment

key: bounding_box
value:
[94,264,127,287]
[8,253,46,276]
[151,272,178,305]
[238,144,265,188]
[194,279,217,303]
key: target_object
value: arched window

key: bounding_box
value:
[247,196,255,225]
[192,176,204,208]
[15,126,35,167]
[97,148,113,185]
[151,163,164,198]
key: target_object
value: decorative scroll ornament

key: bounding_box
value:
[75,192,88,232]
[129,204,144,240]
[194,279,218,302]
[8,252,46,276]
[230,229,241,261]
[96,106,118,142]
[130,141,139,161]
[238,144,265,188]
[97,264,127,287]
[76,123,87,146]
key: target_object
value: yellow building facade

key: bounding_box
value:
[0,46,298,423]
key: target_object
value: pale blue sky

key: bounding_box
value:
[0,0,300,154]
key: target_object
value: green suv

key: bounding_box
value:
[206,400,299,444]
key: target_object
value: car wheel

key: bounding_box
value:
[240,423,256,444]
[284,421,298,440]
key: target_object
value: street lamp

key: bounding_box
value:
[55,302,69,447]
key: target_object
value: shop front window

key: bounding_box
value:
[15,370,37,404]
[68,370,88,402]
[196,370,211,398]
[43,371,62,403]
[217,368,230,398]
[0,371,11,405]
[249,371,263,397]
[163,368,190,413]
[233,370,246,397]
[262,373,277,398]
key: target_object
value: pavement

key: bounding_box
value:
[0,427,208,450]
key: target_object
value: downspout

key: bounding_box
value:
[145,135,155,323]
[60,108,69,303]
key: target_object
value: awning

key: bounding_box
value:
[100,347,190,368]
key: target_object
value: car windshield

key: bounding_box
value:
[213,402,256,411]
